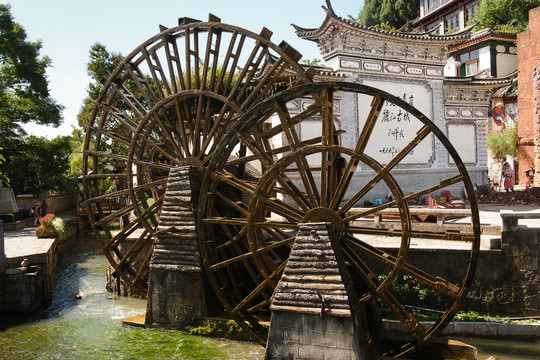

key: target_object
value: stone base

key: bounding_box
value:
[266,311,369,360]
[145,267,206,329]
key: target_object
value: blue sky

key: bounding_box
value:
[5,0,360,138]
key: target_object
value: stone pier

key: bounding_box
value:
[145,166,207,329]
[266,222,373,360]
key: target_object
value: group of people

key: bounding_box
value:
[30,200,48,226]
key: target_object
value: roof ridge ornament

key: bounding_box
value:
[323,0,336,16]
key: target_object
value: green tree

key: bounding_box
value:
[301,58,323,67]
[350,0,383,27]
[6,135,77,195]
[77,43,123,129]
[0,4,63,144]
[0,4,65,193]
[0,146,7,186]
[350,0,419,30]
[473,0,540,34]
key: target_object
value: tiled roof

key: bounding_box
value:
[293,2,470,45]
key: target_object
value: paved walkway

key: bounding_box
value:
[3,205,540,258]
[3,209,79,263]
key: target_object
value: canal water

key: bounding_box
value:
[1,230,539,359]
[0,231,265,360]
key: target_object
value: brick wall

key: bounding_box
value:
[517,7,540,185]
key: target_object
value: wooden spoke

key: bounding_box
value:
[116,229,152,270]
[231,260,288,315]
[209,237,294,271]
[383,125,431,171]
[357,96,385,153]
[344,174,465,223]
[344,235,461,298]
[215,226,247,251]
[260,102,320,139]
[338,171,385,216]
[378,287,427,342]
[211,170,257,194]
[274,101,319,207]
[127,57,160,103]
[254,195,305,222]
[94,204,135,227]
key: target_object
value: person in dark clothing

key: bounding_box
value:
[41,200,48,217]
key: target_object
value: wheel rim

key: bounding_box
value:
[81,19,311,295]
[199,81,481,355]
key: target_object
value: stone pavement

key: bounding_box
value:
[3,209,79,266]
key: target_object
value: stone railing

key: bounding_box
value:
[500,210,540,231]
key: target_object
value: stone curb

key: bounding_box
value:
[383,319,540,337]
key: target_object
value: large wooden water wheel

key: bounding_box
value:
[198,81,481,356]
[81,16,311,295]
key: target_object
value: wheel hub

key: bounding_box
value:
[303,207,346,239]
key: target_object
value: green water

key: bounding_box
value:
[2,231,540,359]
[453,336,540,360]
[0,232,264,360]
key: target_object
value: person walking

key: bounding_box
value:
[41,200,48,217]
[32,203,42,226]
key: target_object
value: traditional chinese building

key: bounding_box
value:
[291,2,514,198]
[413,0,480,35]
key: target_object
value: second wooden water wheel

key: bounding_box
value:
[198,81,481,357]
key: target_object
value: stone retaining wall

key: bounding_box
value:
[16,192,78,214]
[363,225,540,316]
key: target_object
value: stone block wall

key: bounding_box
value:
[16,192,78,214]
[266,311,366,360]
[0,265,45,312]
[361,226,540,317]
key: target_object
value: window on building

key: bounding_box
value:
[465,1,480,26]
[425,0,441,14]
[459,49,480,76]
[445,11,460,33]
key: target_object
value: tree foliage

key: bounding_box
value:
[487,127,518,160]
[77,43,123,129]
[0,4,63,142]
[0,5,76,195]
[0,146,7,186]
[350,0,420,30]
[5,135,78,195]
[472,0,540,34]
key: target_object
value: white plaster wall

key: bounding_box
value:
[444,57,459,77]
[497,53,517,77]
[479,46,491,74]
[356,79,434,165]
[448,123,477,164]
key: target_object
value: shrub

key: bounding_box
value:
[487,127,518,160]
[51,217,65,240]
